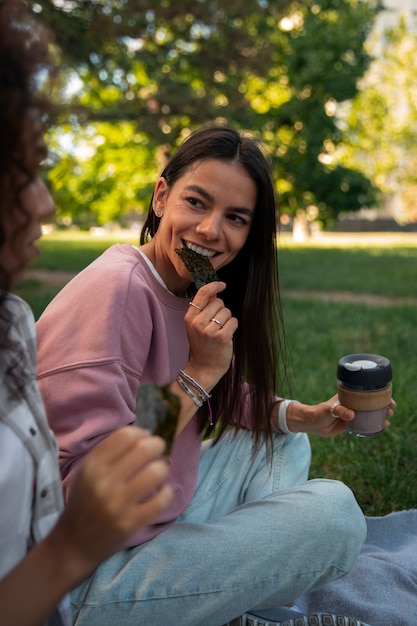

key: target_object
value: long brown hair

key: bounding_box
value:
[141,124,288,451]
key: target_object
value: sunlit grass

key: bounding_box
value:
[29,230,138,271]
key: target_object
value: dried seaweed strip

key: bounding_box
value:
[175,247,218,289]
[135,383,180,455]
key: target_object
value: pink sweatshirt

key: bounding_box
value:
[37,245,201,546]
[37,244,274,547]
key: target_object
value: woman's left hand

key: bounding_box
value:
[285,395,397,438]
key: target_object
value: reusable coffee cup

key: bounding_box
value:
[337,353,392,437]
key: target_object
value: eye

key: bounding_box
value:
[227,213,251,227]
[187,196,204,210]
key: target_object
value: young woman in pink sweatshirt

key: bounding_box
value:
[37,123,393,626]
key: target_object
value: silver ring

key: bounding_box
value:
[330,401,340,418]
[189,302,202,311]
[210,317,223,328]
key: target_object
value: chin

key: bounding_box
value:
[10,257,30,288]
[11,270,27,288]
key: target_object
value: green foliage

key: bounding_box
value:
[33,0,380,225]
[264,0,381,224]
[47,123,156,227]
[337,16,417,222]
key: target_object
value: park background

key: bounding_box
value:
[22,1,417,515]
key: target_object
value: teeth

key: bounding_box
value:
[185,242,215,258]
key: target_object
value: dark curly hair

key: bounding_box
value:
[0,0,53,390]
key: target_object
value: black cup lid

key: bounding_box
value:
[337,353,392,389]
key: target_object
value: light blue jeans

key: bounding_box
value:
[71,430,366,626]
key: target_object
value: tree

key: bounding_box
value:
[260,0,381,226]
[47,123,156,227]
[336,16,417,223]
[33,0,380,227]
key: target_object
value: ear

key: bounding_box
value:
[153,177,169,217]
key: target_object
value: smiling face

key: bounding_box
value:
[141,158,257,295]
[0,109,55,287]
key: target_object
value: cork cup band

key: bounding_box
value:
[337,381,392,412]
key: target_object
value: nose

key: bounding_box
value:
[196,211,221,240]
[35,177,56,222]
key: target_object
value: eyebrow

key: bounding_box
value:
[183,184,254,218]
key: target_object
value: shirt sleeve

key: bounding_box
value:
[36,265,156,501]
[0,422,34,580]
[229,380,283,432]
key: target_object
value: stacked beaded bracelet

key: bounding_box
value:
[176,370,214,426]
[277,399,300,434]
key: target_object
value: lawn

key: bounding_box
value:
[16,230,417,516]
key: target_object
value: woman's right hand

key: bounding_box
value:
[53,426,173,584]
[184,281,237,392]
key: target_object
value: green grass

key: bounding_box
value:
[16,230,417,515]
[281,298,417,515]
[29,230,138,271]
[15,231,138,318]
[15,278,61,320]
[278,238,417,298]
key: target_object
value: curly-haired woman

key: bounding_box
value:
[0,3,173,624]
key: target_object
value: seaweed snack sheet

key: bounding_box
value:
[175,247,218,289]
[135,383,180,455]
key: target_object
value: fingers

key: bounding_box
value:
[132,483,174,528]
[187,283,236,334]
[70,428,172,536]
[102,436,173,533]
[192,281,227,305]
[87,427,168,486]
[185,280,236,386]
[188,283,227,321]
[86,426,156,467]
[327,395,396,422]
[296,394,396,439]
[91,424,150,454]
[187,281,227,314]
[326,395,354,423]
[329,400,340,419]
[322,394,396,439]
[61,441,174,573]
[386,398,396,417]
[121,440,171,502]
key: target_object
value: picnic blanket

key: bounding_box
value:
[296,510,417,626]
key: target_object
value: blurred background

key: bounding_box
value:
[31,0,417,236]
